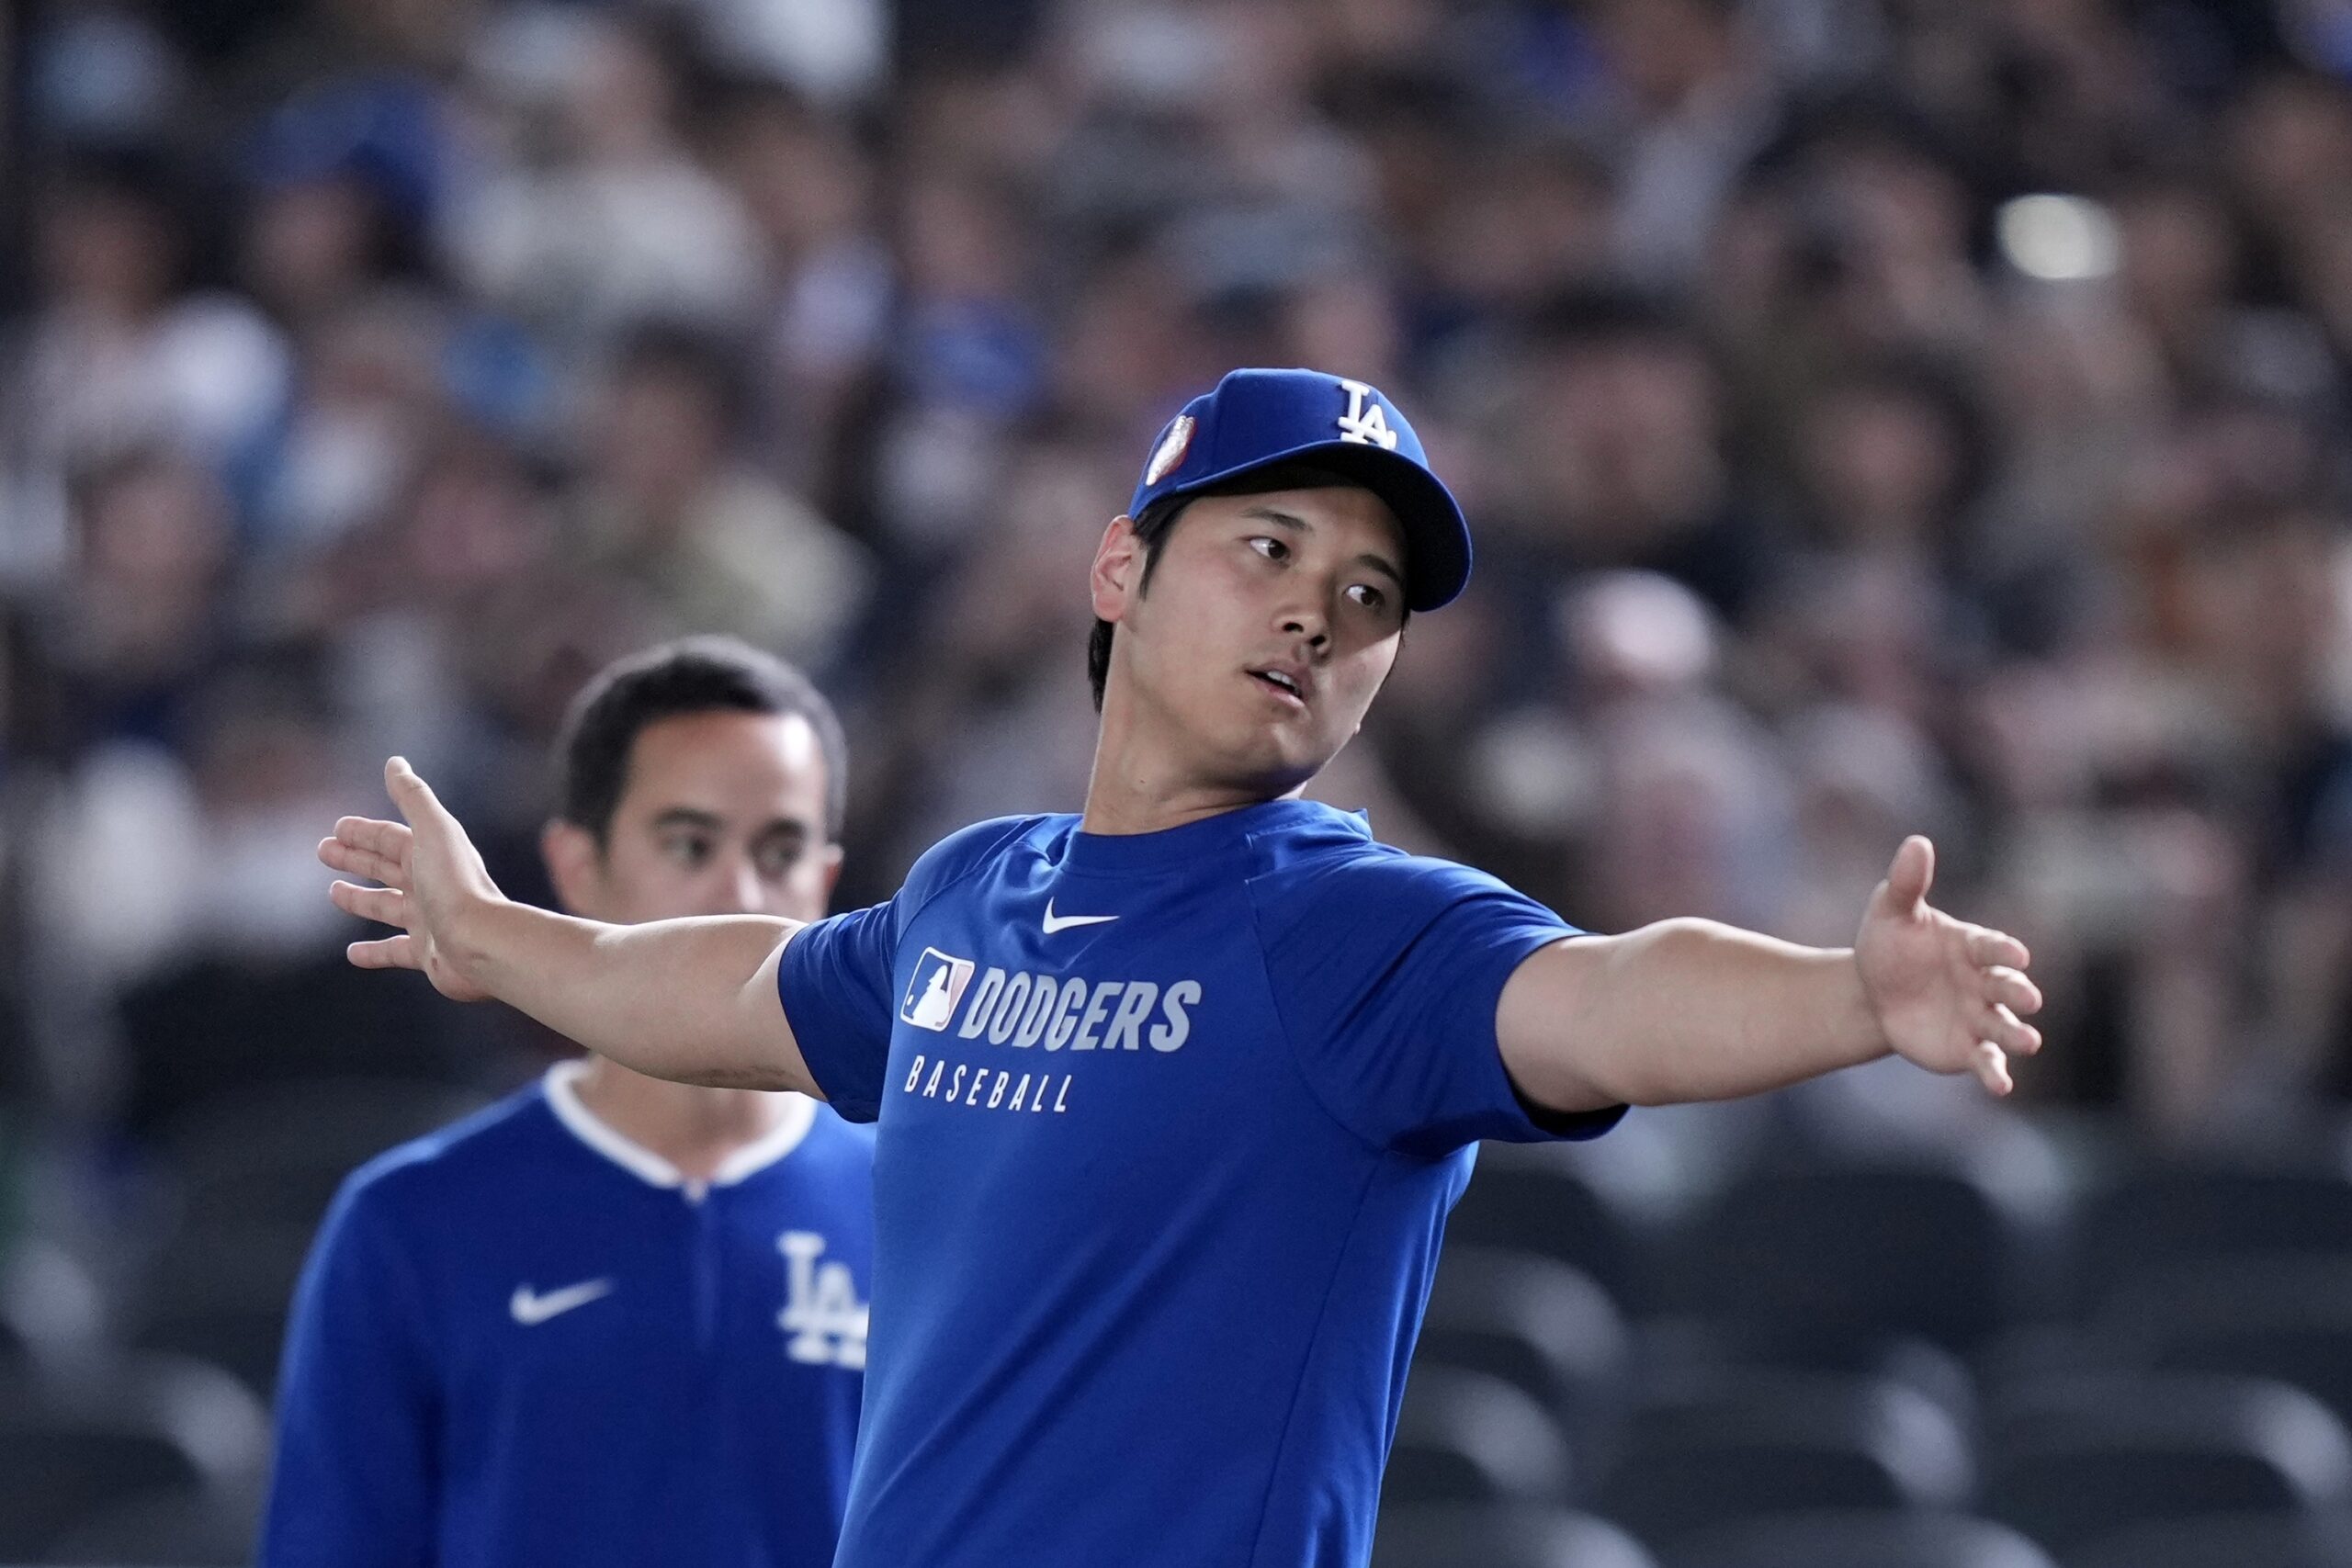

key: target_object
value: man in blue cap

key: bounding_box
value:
[321,368,2044,1568]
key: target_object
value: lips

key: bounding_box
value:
[1247,665,1310,707]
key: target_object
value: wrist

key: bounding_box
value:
[1840,947,1896,1063]
[444,888,513,987]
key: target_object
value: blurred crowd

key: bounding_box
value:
[9,0,2352,1190]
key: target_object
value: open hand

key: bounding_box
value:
[1855,836,2043,1096]
[319,758,505,1002]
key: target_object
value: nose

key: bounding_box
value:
[1279,607,1330,652]
[710,856,766,916]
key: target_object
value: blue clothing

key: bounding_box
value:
[261,1065,874,1568]
[778,799,1622,1568]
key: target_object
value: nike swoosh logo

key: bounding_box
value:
[511,1278,614,1325]
[1043,898,1118,935]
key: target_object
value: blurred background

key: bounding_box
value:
[12,0,2352,1563]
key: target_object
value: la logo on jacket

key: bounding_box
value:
[778,1231,866,1369]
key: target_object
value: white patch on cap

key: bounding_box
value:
[1336,378,1399,449]
[1145,414,1196,485]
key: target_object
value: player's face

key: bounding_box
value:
[1102,484,1408,792]
[546,711,842,926]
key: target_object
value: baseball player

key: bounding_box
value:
[321,369,2042,1568]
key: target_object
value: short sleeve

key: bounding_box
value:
[1255,852,1626,1158]
[776,814,1051,1122]
[776,898,901,1122]
[260,1179,439,1568]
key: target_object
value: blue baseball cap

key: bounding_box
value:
[1128,368,1472,612]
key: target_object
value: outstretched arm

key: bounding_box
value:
[321,759,819,1095]
[1498,836,2042,1113]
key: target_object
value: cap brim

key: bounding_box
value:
[1162,439,1472,612]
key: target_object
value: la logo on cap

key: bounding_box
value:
[1145,415,1195,485]
[1336,378,1399,450]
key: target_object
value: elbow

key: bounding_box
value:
[680,1062,804,1091]
[1507,1053,1636,1118]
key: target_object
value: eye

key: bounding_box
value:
[753,839,804,879]
[1347,582,1388,612]
[1248,536,1290,562]
[662,832,714,869]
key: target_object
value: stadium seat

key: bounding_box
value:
[2098,1255,2352,1431]
[128,1284,296,1402]
[46,1482,262,1566]
[159,1077,488,1231]
[1450,1144,1647,1309]
[124,1218,318,1399]
[1671,1508,2058,1568]
[1673,1163,2023,1353]
[1635,1314,1979,1431]
[1594,1368,1973,1553]
[2073,1164,2352,1314]
[115,952,492,1138]
[0,1351,267,1557]
[1980,1371,2352,1555]
[0,1238,107,1367]
[2064,1509,2352,1568]
[1414,1246,1628,1438]
[1383,1366,1575,1506]
[1372,1503,1658,1568]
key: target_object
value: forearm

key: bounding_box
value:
[1503,919,1889,1110]
[458,898,811,1091]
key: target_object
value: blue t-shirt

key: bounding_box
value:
[261,1065,875,1568]
[777,798,1621,1568]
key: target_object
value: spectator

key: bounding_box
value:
[576,319,873,664]
[14,0,2352,1241]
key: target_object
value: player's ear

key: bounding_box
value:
[542,818,604,914]
[1091,515,1141,625]
[819,841,844,898]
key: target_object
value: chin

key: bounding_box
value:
[1226,733,1340,797]
[1176,698,1338,793]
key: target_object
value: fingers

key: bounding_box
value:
[1971,1041,2014,1096]
[1982,1000,2042,1056]
[386,756,457,831]
[319,824,408,886]
[1884,835,1934,914]
[334,762,453,978]
[330,880,407,929]
[1966,925,2030,971]
[1983,964,2043,1018]
[347,933,419,971]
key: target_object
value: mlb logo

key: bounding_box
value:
[900,948,976,1032]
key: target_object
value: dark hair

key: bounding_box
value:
[1085,462,1401,712]
[555,636,847,843]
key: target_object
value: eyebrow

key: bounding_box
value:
[647,807,812,840]
[1239,506,1407,593]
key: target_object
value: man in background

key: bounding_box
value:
[264,636,871,1568]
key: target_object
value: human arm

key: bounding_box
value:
[321,758,818,1094]
[258,1186,438,1568]
[1497,836,2043,1113]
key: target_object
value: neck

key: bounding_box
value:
[1080,678,1302,835]
[570,1055,789,1185]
